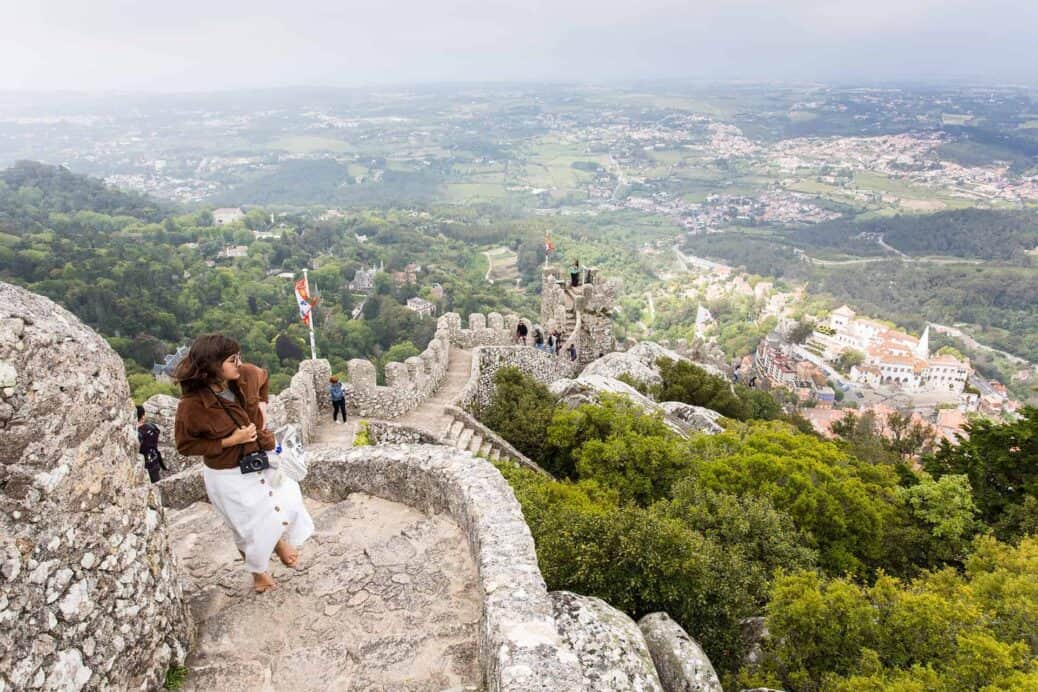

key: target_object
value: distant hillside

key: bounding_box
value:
[789,209,1038,262]
[0,160,167,230]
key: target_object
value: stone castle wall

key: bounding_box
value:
[435,311,542,349]
[158,445,587,691]
[0,282,191,692]
[342,334,451,419]
[456,345,581,415]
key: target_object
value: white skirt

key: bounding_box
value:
[202,464,314,574]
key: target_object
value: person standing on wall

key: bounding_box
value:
[136,404,168,484]
[569,260,581,288]
[174,334,314,594]
[516,321,528,346]
[329,376,347,424]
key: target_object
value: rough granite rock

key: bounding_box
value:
[658,402,724,435]
[0,281,191,692]
[549,375,722,438]
[638,612,722,692]
[582,341,725,386]
[740,616,770,670]
[551,591,664,692]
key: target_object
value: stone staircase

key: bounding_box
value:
[438,405,544,474]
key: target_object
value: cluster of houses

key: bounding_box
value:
[813,306,971,394]
[753,335,837,407]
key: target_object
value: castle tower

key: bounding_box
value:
[540,265,619,364]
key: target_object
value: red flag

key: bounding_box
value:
[294,278,317,325]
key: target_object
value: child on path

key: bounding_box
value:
[329,376,347,423]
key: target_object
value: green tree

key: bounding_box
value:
[478,367,560,464]
[689,421,899,575]
[747,535,1038,692]
[924,407,1038,540]
[835,349,865,374]
[789,319,816,344]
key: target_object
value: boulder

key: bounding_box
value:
[549,375,722,437]
[638,612,722,692]
[551,591,663,691]
[0,281,191,691]
[659,402,724,435]
[740,616,770,669]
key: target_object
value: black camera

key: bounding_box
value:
[239,450,270,474]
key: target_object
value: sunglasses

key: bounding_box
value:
[226,353,242,365]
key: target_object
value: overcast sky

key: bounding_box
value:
[2,1,1035,91]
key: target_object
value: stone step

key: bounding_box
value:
[468,433,483,454]
[456,427,474,452]
[489,448,501,461]
[479,441,493,457]
[439,420,455,441]
[448,420,465,441]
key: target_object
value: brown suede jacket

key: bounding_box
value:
[174,363,276,470]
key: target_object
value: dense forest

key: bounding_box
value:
[0,161,538,399]
[478,365,1038,690]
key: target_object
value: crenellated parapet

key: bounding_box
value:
[438,311,535,349]
[343,333,452,418]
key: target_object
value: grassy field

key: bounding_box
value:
[518,140,607,195]
[484,246,520,283]
[267,135,352,154]
[442,183,512,203]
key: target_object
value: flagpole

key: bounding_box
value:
[303,268,318,361]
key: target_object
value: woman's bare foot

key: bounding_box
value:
[274,539,300,568]
[252,572,277,593]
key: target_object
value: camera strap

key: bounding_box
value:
[210,387,247,462]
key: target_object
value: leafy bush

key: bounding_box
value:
[688,421,900,575]
[499,463,759,672]
[477,366,560,464]
[546,394,690,504]
[653,357,780,421]
[925,407,1038,541]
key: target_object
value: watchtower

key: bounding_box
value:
[540,265,619,365]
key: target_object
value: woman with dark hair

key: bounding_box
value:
[174,334,313,593]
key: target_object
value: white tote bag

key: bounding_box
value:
[271,424,308,484]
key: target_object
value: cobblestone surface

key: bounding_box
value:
[168,494,482,691]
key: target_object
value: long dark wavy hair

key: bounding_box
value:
[173,334,241,394]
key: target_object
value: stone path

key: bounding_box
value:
[311,347,474,448]
[168,494,482,692]
[394,348,473,435]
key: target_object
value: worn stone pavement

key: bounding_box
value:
[168,494,482,691]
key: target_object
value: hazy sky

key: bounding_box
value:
[2,1,1035,91]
